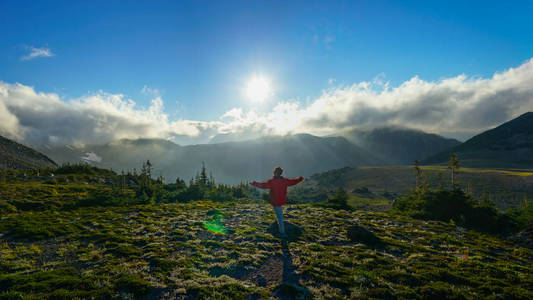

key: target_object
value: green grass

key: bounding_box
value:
[418,165,533,177]
[348,194,392,211]
[300,165,533,210]
[0,178,531,299]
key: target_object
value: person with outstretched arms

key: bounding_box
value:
[250,166,303,237]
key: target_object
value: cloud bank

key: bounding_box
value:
[20,46,54,61]
[2,58,533,146]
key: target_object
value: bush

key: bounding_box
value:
[393,189,520,234]
[0,213,82,241]
[114,274,151,297]
[505,200,533,230]
[320,188,351,210]
[54,163,116,177]
[0,291,25,300]
[0,267,89,293]
[75,189,136,207]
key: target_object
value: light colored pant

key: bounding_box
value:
[273,206,285,234]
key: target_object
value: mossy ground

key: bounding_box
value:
[0,180,532,299]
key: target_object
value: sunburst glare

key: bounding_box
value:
[245,74,272,102]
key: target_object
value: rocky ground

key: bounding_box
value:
[1,199,532,299]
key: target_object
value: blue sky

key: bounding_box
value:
[1,0,533,145]
[2,0,532,120]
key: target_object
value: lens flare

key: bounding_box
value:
[203,209,228,235]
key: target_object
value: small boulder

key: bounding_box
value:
[347,225,382,247]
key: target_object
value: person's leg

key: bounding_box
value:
[272,205,285,234]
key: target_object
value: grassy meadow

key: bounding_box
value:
[294,165,533,210]
[0,168,532,299]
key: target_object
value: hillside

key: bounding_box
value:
[39,134,381,184]
[294,166,533,210]
[337,127,461,164]
[424,112,533,168]
[0,135,57,170]
[0,177,531,299]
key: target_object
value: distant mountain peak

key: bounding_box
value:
[0,135,57,170]
[335,126,461,164]
[423,112,533,167]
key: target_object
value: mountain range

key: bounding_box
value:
[336,126,461,164]
[424,112,533,168]
[4,112,533,183]
[37,134,378,184]
[36,127,458,183]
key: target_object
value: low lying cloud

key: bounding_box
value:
[20,46,54,61]
[81,152,102,163]
[1,58,533,146]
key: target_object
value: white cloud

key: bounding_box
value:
[2,58,533,146]
[141,85,160,96]
[81,152,102,163]
[20,46,54,61]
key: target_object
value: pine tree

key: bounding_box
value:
[209,171,215,187]
[448,152,460,189]
[121,170,126,194]
[200,161,208,186]
[194,172,200,185]
[175,177,186,190]
[414,160,422,190]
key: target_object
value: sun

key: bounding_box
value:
[245,75,271,102]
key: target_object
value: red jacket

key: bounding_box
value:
[251,176,303,206]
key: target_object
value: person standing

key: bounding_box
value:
[250,166,303,237]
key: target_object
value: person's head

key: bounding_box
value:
[273,166,283,177]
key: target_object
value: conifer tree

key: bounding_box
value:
[175,177,186,190]
[414,160,422,190]
[209,171,215,187]
[438,172,444,190]
[121,170,125,194]
[448,152,460,189]
[200,161,208,186]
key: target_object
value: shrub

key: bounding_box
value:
[54,163,116,177]
[0,291,25,300]
[393,189,521,234]
[150,258,179,273]
[106,244,143,258]
[320,188,351,210]
[114,274,151,297]
[75,188,136,207]
[0,214,82,241]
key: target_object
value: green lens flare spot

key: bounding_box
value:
[203,209,228,235]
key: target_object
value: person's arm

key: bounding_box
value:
[285,176,304,186]
[250,180,272,189]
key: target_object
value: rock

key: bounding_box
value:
[509,227,533,249]
[347,224,382,246]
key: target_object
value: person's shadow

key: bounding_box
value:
[266,221,313,299]
[266,221,303,242]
